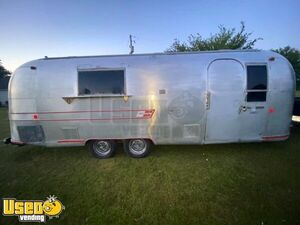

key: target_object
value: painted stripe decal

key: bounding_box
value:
[262,135,289,140]
[57,139,85,143]
[13,117,152,122]
[10,109,154,114]
[57,138,154,144]
[11,140,25,145]
[10,109,155,122]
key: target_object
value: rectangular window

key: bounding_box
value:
[78,70,125,95]
[246,65,267,102]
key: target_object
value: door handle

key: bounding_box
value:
[205,92,210,110]
[239,105,247,113]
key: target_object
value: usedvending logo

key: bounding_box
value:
[2,195,64,222]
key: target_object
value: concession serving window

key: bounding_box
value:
[78,69,125,96]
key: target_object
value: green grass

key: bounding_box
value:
[296,91,300,97]
[0,108,300,225]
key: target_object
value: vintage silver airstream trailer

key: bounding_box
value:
[6,50,295,158]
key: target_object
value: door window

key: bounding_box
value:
[246,65,267,102]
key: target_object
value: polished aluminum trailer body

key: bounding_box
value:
[8,50,295,147]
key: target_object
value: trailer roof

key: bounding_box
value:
[41,49,261,60]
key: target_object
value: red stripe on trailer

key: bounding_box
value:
[12,109,155,122]
[11,140,25,145]
[58,139,85,143]
[10,109,155,115]
[14,117,153,122]
[262,135,289,140]
[57,138,155,144]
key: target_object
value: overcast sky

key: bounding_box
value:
[0,0,299,71]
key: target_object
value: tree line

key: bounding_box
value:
[166,22,300,89]
[0,60,11,78]
[0,60,11,92]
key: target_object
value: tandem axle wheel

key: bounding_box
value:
[87,139,152,159]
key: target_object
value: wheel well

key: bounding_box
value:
[85,139,93,146]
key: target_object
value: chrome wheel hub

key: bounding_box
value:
[128,139,147,154]
[93,141,111,155]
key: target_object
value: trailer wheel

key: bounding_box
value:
[88,140,116,159]
[124,139,151,158]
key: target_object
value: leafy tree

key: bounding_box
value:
[0,60,11,91]
[273,46,300,89]
[166,22,262,52]
[0,60,11,78]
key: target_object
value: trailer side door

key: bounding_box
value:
[205,59,244,143]
[238,64,268,140]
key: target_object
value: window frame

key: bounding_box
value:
[245,63,269,102]
[77,67,127,96]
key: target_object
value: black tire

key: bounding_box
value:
[88,140,116,159]
[124,139,152,158]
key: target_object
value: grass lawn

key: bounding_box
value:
[0,108,299,225]
[296,90,300,97]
